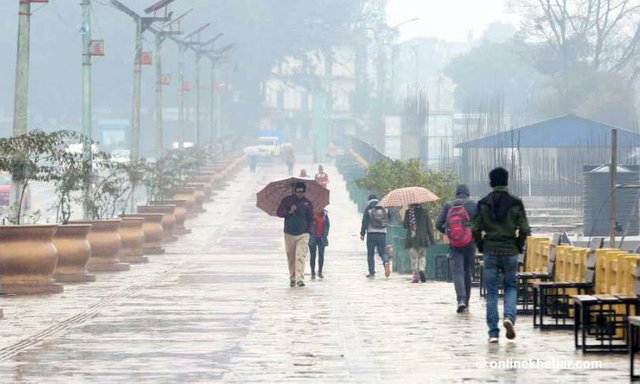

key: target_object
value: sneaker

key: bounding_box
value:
[488,336,499,343]
[384,261,391,277]
[318,272,324,279]
[289,280,295,287]
[311,274,316,280]
[411,278,419,283]
[457,302,467,313]
[503,318,516,340]
[419,271,426,282]
[366,274,375,279]
[297,280,305,287]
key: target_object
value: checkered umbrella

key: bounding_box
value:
[256,176,330,216]
[378,186,439,208]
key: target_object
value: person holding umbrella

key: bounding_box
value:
[276,181,314,287]
[403,203,436,283]
[378,187,440,283]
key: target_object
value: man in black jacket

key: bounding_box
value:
[360,194,391,278]
[277,182,314,287]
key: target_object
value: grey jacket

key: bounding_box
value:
[360,199,388,235]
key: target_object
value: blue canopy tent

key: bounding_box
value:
[455,114,640,205]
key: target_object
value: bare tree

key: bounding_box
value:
[511,0,640,77]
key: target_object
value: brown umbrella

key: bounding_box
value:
[256,176,330,216]
[378,186,439,208]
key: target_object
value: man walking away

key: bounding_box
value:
[472,167,530,343]
[360,194,391,278]
[404,203,435,283]
[436,184,477,313]
[277,182,314,287]
[314,165,329,188]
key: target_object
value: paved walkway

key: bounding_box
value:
[0,161,630,382]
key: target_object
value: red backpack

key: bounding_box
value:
[445,203,472,247]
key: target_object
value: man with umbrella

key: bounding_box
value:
[276,181,314,287]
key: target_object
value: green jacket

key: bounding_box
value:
[471,186,530,255]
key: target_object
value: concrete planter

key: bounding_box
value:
[0,224,63,294]
[69,219,129,272]
[53,224,96,283]
[186,182,212,202]
[137,205,178,242]
[151,200,191,234]
[118,217,147,264]
[121,213,165,254]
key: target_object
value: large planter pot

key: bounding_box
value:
[0,224,63,294]
[69,219,129,272]
[186,182,212,201]
[150,200,191,235]
[121,213,165,254]
[137,205,178,242]
[173,187,204,213]
[53,224,96,283]
[118,217,147,264]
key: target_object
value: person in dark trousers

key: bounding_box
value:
[471,167,530,343]
[436,184,477,312]
[360,194,391,278]
[309,209,330,279]
[403,203,436,283]
[276,182,314,287]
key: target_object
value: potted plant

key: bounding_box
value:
[0,130,69,294]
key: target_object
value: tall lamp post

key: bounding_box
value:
[110,0,171,162]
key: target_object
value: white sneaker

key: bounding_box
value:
[488,336,499,343]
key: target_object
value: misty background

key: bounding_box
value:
[0,1,638,159]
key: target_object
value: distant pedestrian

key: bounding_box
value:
[472,167,530,343]
[299,169,308,178]
[326,142,337,164]
[360,194,391,278]
[436,184,477,312]
[309,209,330,279]
[248,155,258,173]
[314,165,329,187]
[403,203,435,283]
[276,181,314,287]
[286,149,295,176]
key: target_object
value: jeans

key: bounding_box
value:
[450,244,476,305]
[483,254,518,338]
[309,237,325,275]
[366,232,389,275]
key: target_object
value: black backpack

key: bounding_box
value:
[370,206,388,229]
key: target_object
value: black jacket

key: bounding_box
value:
[276,194,314,235]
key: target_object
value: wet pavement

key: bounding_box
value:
[0,160,631,383]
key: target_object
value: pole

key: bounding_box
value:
[209,58,215,144]
[214,64,221,140]
[155,34,164,156]
[195,51,201,146]
[81,0,93,219]
[11,1,31,214]
[609,128,618,247]
[178,43,185,148]
[131,19,142,162]
[13,0,30,137]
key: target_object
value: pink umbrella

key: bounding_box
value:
[379,186,439,208]
[256,176,330,216]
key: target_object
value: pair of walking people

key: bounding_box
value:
[359,195,435,282]
[436,169,530,343]
[276,182,330,287]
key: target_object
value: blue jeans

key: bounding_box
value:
[366,232,388,275]
[483,254,518,338]
[450,244,476,304]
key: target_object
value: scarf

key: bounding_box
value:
[408,207,416,237]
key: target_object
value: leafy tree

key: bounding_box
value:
[356,158,458,218]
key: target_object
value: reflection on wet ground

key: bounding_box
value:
[0,162,630,382]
